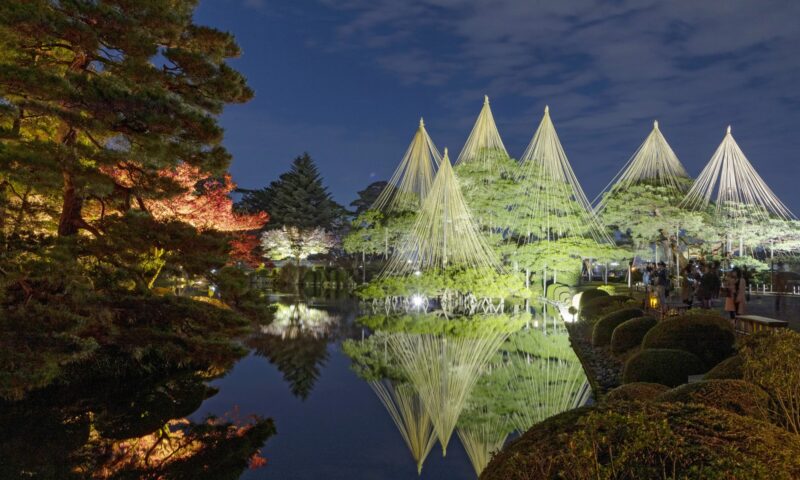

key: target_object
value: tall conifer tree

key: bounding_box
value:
[239,153,345,230]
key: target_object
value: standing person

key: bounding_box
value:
[774,262,787,312]
[680,264,696,309]
[642,264,652,295]
[697,263,715,308]
[724,267,747,319]
[656,261,668,307]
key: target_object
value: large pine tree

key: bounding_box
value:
[0,0,252,238]
[239,153,345,230]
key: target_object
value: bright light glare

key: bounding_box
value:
[411,294,424,308]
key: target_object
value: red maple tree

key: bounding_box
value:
[146,164,268,232]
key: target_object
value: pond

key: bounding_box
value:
[0,295,589,479]
[194,296,589,479]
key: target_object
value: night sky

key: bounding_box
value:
[194,1,800,211]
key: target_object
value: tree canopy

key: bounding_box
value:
[238,153,346,231]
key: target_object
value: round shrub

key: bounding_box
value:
[578,288,609,307]
[657,379,770,421]
[641,314,735,370]
[481,402,800,480]
[610,316,657,355]
[579,294,634,324]
[605,382,668,403]
[623,348,705,387]
[591,308,645,347]
[704,355,743,380]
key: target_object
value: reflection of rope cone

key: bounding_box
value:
[387,332,509,456]
[457,420,508,477]
[509,350,585,433]
[369,380,436,475]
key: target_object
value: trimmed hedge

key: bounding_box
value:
[546,283,572,304]
[481,402,800,480]
[623,348,705,387]
[610,316,657,355]
[605,382,668,403]
[641,314,735,370]
[578,288,609,308]
[656,379,770,421]
[591,308,644,347]
[704,355,743,380]
[579,295,634,324]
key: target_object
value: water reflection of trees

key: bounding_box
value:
[343,312,588,478]
[248,302,341,400]
[0,370,273,479]
[369,380,437,475]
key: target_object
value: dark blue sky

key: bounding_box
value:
[195,0,800,211]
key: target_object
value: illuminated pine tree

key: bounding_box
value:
[373,118,441,213]
[382,150,499,278]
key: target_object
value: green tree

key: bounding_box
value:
[350,180,387,215]
[238,153,346,231]
[0,0,252,238]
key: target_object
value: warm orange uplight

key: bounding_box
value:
[648,294,659,309]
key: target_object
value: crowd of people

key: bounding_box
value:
[641,260,749,319]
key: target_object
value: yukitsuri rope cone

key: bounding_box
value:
[594,120,690,214]
[456,95,508,169]
[680,126,795,224]
[456,418,509,477]
[387,330,510,457]
[381,149,500,278]
[368,380,437,475]
[373,118,441,213]
[512,106,612,244]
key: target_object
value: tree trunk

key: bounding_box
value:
[58,169,83,236]
[57,52,89,237]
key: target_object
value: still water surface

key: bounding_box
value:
[192,296,589,479]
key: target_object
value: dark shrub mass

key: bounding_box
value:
[578,288,609,308]
[657,379,770,421]
[591,308,644,347]
[704,355,743,380]
[610,316,657,355]
[739,330,800,434]
[623,348,705,387]
[579,295,634,324]
[604,382,668,403]
[481,402,800,480]
[641,314,735,369]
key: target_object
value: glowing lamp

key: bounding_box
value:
[648,294,659,310]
